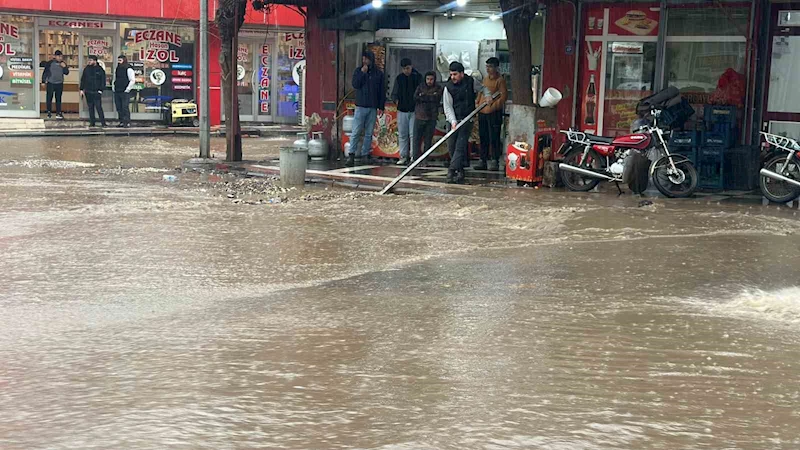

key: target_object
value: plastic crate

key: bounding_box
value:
[670,147,697,163]
[724,146,759,191]
[669,130,698,148]
[704,105,737,128]
[698,146,725,190]
[702,130,734,148]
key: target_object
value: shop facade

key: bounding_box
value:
[577,2,752,140]
[337,13,545,158]
[0,3,304,124]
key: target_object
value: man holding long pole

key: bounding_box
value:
[443,61,490,184]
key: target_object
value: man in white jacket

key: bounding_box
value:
[443,61,490,184]
[113,55,136,128]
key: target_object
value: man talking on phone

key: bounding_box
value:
[347,51,385,167]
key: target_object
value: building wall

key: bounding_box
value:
[542,2,577,137]
[303,3,337,134]
[0,0,304,28]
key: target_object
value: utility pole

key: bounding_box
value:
[199,0,211,158]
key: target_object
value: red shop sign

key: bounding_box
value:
[171,70,192,77]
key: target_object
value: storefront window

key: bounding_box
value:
[275,32,304,120]
[665,7,748,121]
[665,7,749,36]
[0,15,36,113]
[602,41,657,137]
[119,23,196,114]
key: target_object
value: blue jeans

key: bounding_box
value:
[350,106,378,158]
[397,111,415,159]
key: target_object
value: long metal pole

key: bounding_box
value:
[199,0,210,158]
[379,92,499,195]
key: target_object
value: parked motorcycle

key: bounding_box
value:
[558,108,698,198]
[759,132,800,203]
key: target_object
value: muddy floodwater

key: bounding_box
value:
[1,136,800,449]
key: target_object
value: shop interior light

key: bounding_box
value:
[456,0,468,6]
[489,13,500,21]
[371,0,383,8]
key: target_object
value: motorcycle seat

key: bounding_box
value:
[585,133,614,144]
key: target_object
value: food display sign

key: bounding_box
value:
[341,101,461,159]
[609,7,660,36]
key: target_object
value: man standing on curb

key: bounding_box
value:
[443,61,490,184]
[413,71,442,164]
[114,55,136,128]
[347,51,385,167]
[80,55,107,128]
[475,57,508,171]
[391,58,421,166]
[40,50,69,119]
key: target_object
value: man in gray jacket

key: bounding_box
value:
[40,50,69,119]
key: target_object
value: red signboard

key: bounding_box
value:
[171,70,192,77]
[172,77,192,84]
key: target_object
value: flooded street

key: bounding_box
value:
[1,136,800,449]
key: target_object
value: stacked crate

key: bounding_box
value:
[698,106,738,190]
[668,131,698,164]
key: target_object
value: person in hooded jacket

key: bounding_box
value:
[413,71,443,163]
[79,55,107,127]
[391,58,422,165]
[347,51,386,167]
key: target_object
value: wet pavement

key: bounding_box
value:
[1,136,800,449]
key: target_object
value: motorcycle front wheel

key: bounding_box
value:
[760,155,800,203]
[651,155,698,198]
[560,149,602,192]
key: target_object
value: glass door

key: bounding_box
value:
[79,33,117,120]
[601,41,657,137]
[236,41,256,121]
[223,37,273,123]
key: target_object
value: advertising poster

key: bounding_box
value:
[609,7,660,37]
[342,101,473,159]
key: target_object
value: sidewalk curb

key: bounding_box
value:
[0,127,302,139]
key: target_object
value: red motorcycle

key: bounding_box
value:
[558,109,698,198]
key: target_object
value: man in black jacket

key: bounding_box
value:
[79,55,107,127]
[391,58,421,165]
[443,61,490,184]
[347,51,385,167]
[40,50,69,119]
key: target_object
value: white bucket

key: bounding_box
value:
[539,88,563,108]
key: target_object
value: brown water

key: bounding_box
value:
[1,137,799,449]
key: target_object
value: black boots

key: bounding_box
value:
[346,154,355,167]
[446,169,465,184]
[474,159,488,171]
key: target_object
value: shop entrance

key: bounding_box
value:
[38,29,80,114]
[223,37,273,123]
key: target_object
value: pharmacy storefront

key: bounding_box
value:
[225,29,305,124]
[0,13,198,120]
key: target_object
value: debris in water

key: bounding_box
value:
[638,200,654,207]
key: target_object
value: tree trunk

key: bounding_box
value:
[500,0,535,106]
[216,0,247,161]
